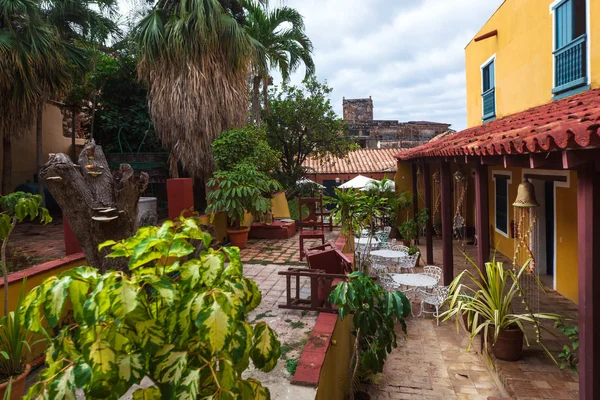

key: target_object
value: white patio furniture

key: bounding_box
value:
[417,285,451,326]
[398,253,419,273]
[422,265,442,288]
[391,273,438,316]
[379,242,394,250]
[372,264,400,292]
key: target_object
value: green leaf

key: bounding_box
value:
[112,280,139,319]
[141,275,175,305]
[168,239,195,258]
[250,322,281,372]
[73,361,92,388]
[176,369,201,399]
[221,246,242,278]
[180,259,202,289]
[194,292,238,353]
[201,252,224,287]
[135,319,165,353]
[44,276,72,327]
[86,339,116,376]
[98,240,117,250]
[68,279,90,321]
[132,387,161,400]
[49,365,76,399]
[154,348,187,384]
[117,353,146,384]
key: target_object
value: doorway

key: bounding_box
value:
[530,179,555,288]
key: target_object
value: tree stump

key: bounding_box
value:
[40,140,148,272]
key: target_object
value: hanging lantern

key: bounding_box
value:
[453,170,465,183]
[513,179,540,208]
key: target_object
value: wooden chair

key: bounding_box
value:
[298,195,325,261]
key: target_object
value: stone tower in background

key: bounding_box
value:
[342,97,373,121]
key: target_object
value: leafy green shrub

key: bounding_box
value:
[212,125,281,174]
[329,272,410,395]
[0,192,51,316]
[207,164,281,228]
[22,217,281,399]
[287,198,308,221]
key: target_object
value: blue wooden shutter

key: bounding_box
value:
[495,177,508,234]
[555,0,573,49]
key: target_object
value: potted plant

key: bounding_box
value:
[0,286,35,399]
[329,272,411,400]
[206,163,281,249]
[22,217,281,398]
[440,257,562,361]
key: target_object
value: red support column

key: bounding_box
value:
[475,163,490,270]
[411,163,419,220]
[440,161,453,285]
[577,162,600,400]
[167,178,194,220]
[423,163,434,265]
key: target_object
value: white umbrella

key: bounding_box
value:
[295,178,325,189]
[338,175,377,189]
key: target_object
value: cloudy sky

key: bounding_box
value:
[270,0,503,131]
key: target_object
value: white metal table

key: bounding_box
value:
[354,237,380,247]
[390,273,438,317]
[370,249,408,261]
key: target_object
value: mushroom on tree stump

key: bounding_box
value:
[40,139,149,272]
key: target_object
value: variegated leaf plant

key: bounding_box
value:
[21,217,280,399]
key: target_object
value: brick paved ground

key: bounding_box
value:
[8,219,65,266]
[240,229,340,264]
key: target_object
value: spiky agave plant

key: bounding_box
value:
[135,0,256,178]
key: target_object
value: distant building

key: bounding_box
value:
[342,97,452,149]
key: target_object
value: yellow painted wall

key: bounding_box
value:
[487,166,578,303]
[315,316,354,400]
[0,254,86,315]
[465,0,600,128]
[198,211,229,243]
[0,104,75,191]
[271,192,290,219]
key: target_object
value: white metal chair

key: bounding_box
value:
[379,242,394,250]
[372,264,400,292]
[391,244,410,253]
[423,265,442,287]
[398,253,419,273]
[417,285,450,325]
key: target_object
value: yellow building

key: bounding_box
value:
[396,2,600,397]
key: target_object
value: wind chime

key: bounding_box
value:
[512,179,541,317]
[452,169,468,240]
[416,165,425,205]
[432,170,441,236]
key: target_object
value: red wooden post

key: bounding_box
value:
[63,215,83,255]
[440,161,453,285]
[411,163,419,220]
[423,163,434,264]
[475,163,490,270]
[577,161,600,400]
[167,178,194,220]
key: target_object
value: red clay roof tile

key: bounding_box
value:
[396,88,600,160]
[304,148,400,174]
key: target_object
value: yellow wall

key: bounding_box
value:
[0,254,86,315]
[198,211,229,243]
[315,316,354,400]
[487,167,578,303]
[0,104,76,191]
[271,192,290,219]
[465,0,600,128]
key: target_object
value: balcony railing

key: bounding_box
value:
[482,88,495,120]
[553,34,587,94]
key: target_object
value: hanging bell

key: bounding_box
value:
[433,171,440,183]
[513,179,540,208]
[453,170,465,183]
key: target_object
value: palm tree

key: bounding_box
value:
[243,1,315,127]
[0,0,72,194]
[135,0,256,180]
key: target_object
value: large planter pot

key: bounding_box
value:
[0,364,31,399]
[488,326,524,361]
[227,227,251,249]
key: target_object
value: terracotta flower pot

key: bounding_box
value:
[0,364,31,399]
[227,227,251,249]
[488,326,524,361]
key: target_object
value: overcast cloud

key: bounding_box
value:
[270,0,503,131]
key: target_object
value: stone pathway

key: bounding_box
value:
[240,230,340,264]
[367,310,505,400]
[8,219,64,265]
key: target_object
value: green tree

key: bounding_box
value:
[243,1,315,127]
[212,125,280,174]
[264,77,356,188]
[22,217,280,398]
[0,0,72,194]
[135,0,256,180]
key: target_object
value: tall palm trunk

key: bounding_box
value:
[262,75,271,117]
[252,75,261,127]
[2,134,12,195]
[36,104,45,205]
